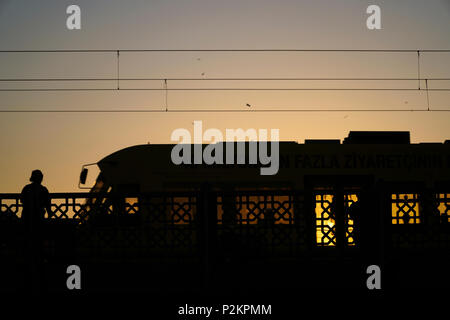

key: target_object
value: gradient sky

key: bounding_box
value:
[0,0,450,192]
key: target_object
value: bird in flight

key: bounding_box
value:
[246,103,251,107]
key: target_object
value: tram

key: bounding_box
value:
[75,131,450,289]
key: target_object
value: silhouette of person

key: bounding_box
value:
[347,192,372,252]
[20,170,52,291]
[348,191,380,272]
[347,199,361,243]
[20,170,52,228]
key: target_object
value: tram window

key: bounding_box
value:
[138,196,195,225]
[171,197,195,225]
[391,194,420,224]
[437,194,450,224]
[124,197,139,215]
[315,193,358,247]
[315,194,336,246]
[217,195,294,225]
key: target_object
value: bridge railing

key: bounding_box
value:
[0,189,449,256]
[0,192,200,223]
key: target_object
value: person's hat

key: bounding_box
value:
[30,170,43,182]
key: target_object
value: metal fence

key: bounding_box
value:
[1,189,449,260]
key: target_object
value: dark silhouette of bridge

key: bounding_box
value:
[0,186,449,292]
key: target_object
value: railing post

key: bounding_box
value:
[29,191,41,292]
[378,183,391,289]
[335,184,345,251]
[304,188,315,251]
[198,184,217,291]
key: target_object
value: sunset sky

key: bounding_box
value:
[0,0,449,193]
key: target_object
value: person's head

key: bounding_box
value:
[30,170,43,184]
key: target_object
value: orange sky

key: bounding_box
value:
[0,0,450,193]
